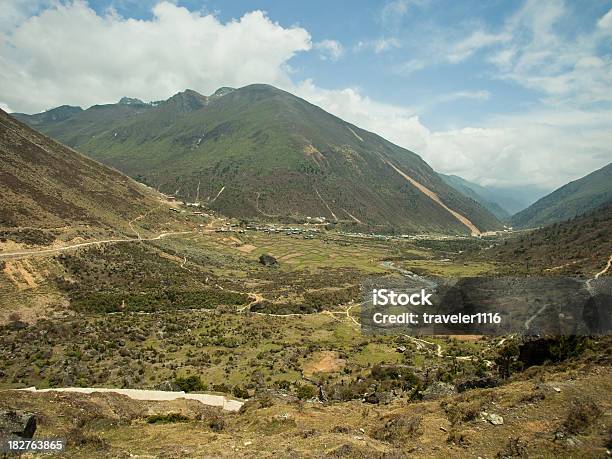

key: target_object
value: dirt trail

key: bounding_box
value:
[128,204,163,239]
[384,160,481,235]
[0,231,194,260]
[586,253,612,294]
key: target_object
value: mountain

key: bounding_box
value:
[487,203,612,275]
[14,84,503,234]
[0,108,165,235]
[439,174,510,220]
[510,163,612,228]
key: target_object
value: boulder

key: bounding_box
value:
[258,254,278,266]
[421,382,457,400]
[0,410,37,439]
[480,411,504,425]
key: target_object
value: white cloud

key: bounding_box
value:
[392,58,426,76]
[0,1,311,113]
[598,8,612,31]
[488,0,612,106]
[436,90,490,103]
[314,39,343,61]
[354,37,401,54]
[292,80,611,190]
[447,30,510,63]
[1,0,609,191]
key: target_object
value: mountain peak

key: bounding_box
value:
[118,97,145,105]
[163,89,207,112]
[211,87,235,97]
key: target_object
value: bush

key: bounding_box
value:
[296,384,317,400]
[147,413,189,424]
[563,398,603,434]
[372,415,422,444]
[174,375,206,392]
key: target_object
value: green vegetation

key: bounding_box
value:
[146,413,190,424]
[14,85,502,234]
[479,203,612,275]
[511,162,612,228]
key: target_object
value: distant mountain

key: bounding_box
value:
[0,108,164,234]
[439,174,510,220]
[14,84,502,234]
[510,163,612,228]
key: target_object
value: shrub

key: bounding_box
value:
[296,384,317,400]
[147,413,189,424]
[563,398,603,434]
[372,415,422,444]
[174,375,206,392]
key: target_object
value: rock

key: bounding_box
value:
[154,380,181,391]
[318,385,328,403]
[396,346,407,353]
[364,392,380,404]
[258,254,278,266]
[0,410,37,439]
[480,411,504,425]
[421,382,457,400]
[364,391,394,404]
[456,377,498,392]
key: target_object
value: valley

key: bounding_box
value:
[1,93,611,458]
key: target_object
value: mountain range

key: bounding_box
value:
[510,162,612,228]
[439,174,510,220]
[13,84,503,235]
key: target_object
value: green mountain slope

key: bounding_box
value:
[486,203,612,275]
[14,84,502,234]
[510,163,612,228]
[0,108,164,235]
[439,173,510,220]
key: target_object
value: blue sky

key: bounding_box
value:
[78,0,612,129]
[1,0,611,190]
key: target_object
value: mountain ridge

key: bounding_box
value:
[13,84,503,234]
[510,162,612,228]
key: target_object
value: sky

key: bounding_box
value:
[1,0,611,192]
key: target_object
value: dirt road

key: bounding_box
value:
[0,231,194,260]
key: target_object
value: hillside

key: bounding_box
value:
[483,203,612,275]
[14,85,502,234]
[0,108,170,239]
[510,162,612,228]
[439,173,510,220]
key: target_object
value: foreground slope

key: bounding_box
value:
[510,162,612,228]
[0,108,167,236]
[15,85,502,234]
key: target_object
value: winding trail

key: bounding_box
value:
[0,231,194,260]
[587,253,612,294]
[128,204,164,239]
